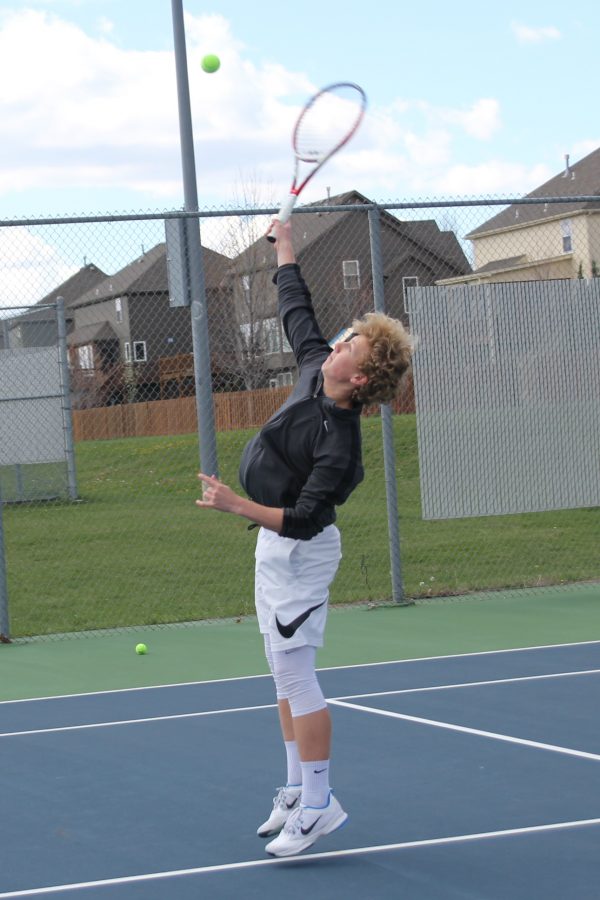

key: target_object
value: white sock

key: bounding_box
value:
[300,759,330,808]
[284,740,302,787]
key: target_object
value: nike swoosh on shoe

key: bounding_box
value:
[300,816,321,836]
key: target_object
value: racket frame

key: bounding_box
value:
[267,81,367,241]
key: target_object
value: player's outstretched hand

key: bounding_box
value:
[266,219,295,264]
[196,473,241,514]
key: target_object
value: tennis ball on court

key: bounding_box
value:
[201,54,220,74]
[135,643,148,655]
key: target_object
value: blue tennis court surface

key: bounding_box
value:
[2,641,599,899]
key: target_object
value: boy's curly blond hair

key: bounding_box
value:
[351,312,414,405]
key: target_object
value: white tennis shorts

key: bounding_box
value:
[254,525,342,652]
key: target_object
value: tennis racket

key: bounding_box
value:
[267,82,367,242]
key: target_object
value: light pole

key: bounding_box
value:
[170,0,219,477]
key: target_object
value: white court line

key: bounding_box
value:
[317,638,600,674]
[329,699,600,762]
[2,638,599,705]
[0,703,277,739]
[2,667,599,739]
[0,816,598,897]
[333,667,600,702]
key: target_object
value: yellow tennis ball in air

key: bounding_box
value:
[201,54,221,74]
[135,643,148,655]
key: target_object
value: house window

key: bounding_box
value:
[263,318,279,354]
[241,319,291,355]
[133,340,147,362]
[269,371,293,388]
[402,276,419,309]
[124,341,131,362]
[115,297,123,323]
[264,317,291,354]
[560,220,573,253]
[240,321,252,346]
[77,344,94,370]
[242,318,292,355]
[343,259,360,290]
[241,275,251,299]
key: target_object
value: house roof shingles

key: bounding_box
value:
[73,242,231,307]
[467,146,600,237]
[230,190,471,277]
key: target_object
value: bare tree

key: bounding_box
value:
[210,174,288,390]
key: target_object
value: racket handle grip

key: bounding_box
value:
[266,192,298,242]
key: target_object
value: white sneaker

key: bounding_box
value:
[257,786,302,838]
[265,793,348,857]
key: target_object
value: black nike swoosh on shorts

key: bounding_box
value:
[275,601,326,639]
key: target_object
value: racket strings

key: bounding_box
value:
[293,84,366,163]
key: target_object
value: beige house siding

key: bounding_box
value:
[439,210,600,286]
[437,256,572,286]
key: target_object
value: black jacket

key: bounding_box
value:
[239,263,364,540]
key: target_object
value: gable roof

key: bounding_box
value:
[5,262,108,325]
[230,190,470,276]
[73,242,230,307]
[227,190,368,275]
[467,146,600,237]
[39,262,109,306]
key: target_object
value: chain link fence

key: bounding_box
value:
[0,193,599,640]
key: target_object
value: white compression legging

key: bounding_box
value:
[263,635,327,718]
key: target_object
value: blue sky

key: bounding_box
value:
[1,0,599,220]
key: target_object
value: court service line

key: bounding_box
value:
[316,638,600,674]
[331,666,600,702]
[0,703,277,739]
[2,638,599,706]
[0,816,599,897]
[329,699,600,762]
[2,668,599,739]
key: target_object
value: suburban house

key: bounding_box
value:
[6,192,471,409]
[225,190,472,387]
[438,146,600,286]
[1,263,108,351]
[37,242,231,408]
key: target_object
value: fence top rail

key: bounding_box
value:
[1,196,600,229]
[0,303,56,313]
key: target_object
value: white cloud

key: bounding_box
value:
[571,139,600,162]
[0,7,573,216]
[404,130,453,166]
[441,98,501,141]
[0,9,311,206]
[511,21,561,44]
[435,161,553,196]
[96,16,114,36]
[0,228,76,307]
[383,97,500,147]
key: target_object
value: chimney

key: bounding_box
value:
[563,153,570,177]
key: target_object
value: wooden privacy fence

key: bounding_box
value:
[72,376,415,442]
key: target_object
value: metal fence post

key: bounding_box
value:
[56,297,78,501]
[171,0,219,477]
[368,207,410,604]
[0,483,10,641]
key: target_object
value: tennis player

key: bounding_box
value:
[196,219,413,857]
